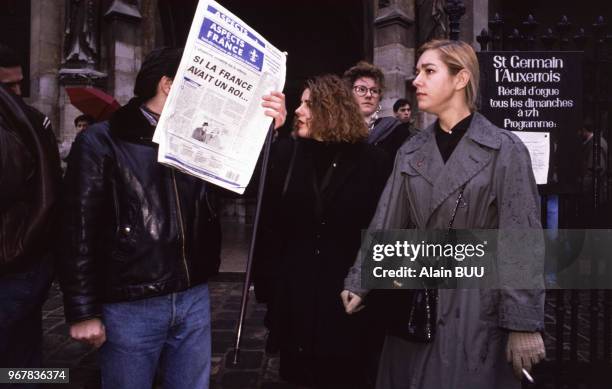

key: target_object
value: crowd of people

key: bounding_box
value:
[1,39,551,389]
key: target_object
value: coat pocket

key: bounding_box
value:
[110,197,141,262]
[111,224,137,262]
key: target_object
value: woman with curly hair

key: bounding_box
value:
[261,74,391,388]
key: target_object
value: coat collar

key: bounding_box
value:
[466,112,502,150]
[368,116,401,145]
[109,97,157,145]
[402,112,501,154]
[404,112,501,224]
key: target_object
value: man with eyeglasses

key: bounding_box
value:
[343,62,413,162]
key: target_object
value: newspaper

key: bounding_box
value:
[153,0,286,194]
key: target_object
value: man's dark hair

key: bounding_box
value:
[342,61,385,92]
[134,47,183,101]
[0,44,22,68]
[393,98,411,113]
[74,114,94,127]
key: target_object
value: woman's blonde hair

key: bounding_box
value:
[417,39,480,112]
[299,74,368,143]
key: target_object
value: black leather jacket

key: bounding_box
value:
[59,98,221,323]
[0,85,61,274]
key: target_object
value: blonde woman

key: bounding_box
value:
[343,40,545,389]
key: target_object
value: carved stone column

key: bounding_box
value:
[458,0,488,46]
[58,0,106,143]
[103,0,142,105]
[29,0,64,136]
[373,0,416,117]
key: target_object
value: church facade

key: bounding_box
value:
[3,0,490,143]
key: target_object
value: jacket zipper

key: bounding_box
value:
[111,183,120,233]
[171,170,191,286]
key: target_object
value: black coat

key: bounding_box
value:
[58,98,221,323]
[368,116,413,161]
[260,137,391,381]
[0,85,61,274]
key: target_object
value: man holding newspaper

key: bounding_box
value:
[58,46,286,389]
[59,1,287,387]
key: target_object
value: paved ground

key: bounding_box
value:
[41,277,286,389]
[41,219,291,389]
[40,282,610,389]
[218,220,252,274]
[37,218,612,388]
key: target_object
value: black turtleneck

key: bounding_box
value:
[435,114,473,163]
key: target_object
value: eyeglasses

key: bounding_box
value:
[353,85,382,97]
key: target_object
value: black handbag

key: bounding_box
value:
[388,185,466,343]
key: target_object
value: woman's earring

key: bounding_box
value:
[376,104,382,113]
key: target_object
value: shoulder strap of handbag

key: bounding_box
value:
[420,184,467,291]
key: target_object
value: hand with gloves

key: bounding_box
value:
[506,331,546,380]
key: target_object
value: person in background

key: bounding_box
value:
[578,119,608,203]
[343,62,412,161]
[575,119,609,227]
[59,114,94,161]
[342,62,415,382]
[0,44,62,387]
[393,98,420,137]
[343,39,546,389]
[75,114,94,133]
[392,98,413,124]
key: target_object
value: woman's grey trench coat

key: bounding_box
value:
[345,113,545,389]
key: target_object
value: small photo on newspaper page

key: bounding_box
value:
[153,0,287,194]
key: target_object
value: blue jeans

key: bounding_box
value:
[99,283,211,389]
[0,258,54,389]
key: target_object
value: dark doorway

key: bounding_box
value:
[157,0,371,115]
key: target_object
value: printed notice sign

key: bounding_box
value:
[153,0,286,194]
[478,52,582,189]
[513,131,550,185]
